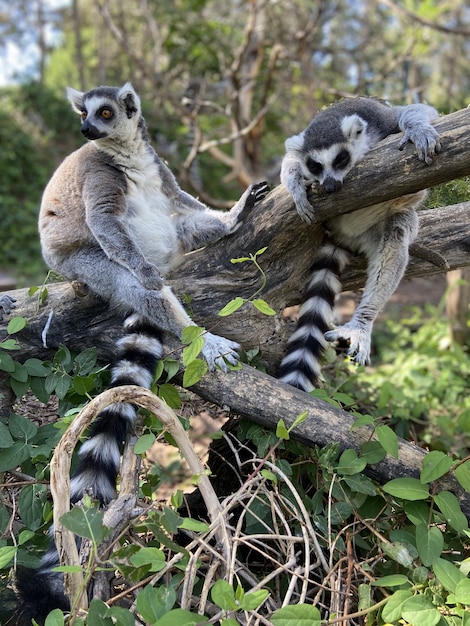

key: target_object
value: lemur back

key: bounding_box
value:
[15,83,268,624]
[279,97,440,392]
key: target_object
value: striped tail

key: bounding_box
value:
[15,314,163,626]
[278,243,349,392]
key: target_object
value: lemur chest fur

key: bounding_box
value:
[120,149,180,272]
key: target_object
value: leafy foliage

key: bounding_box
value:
[1,305,470,625]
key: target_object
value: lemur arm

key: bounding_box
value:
[395,104,441,164]
[83,174,164,290]
[280,150,316,224]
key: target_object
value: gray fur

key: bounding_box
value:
[40,83,269,371]
[279,97,440,392]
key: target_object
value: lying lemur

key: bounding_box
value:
[279,97,440,392]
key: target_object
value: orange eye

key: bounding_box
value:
[101,108,112,119]
[81,111,87,120]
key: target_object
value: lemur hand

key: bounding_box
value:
[398,123,441,165]
[138,262,164,290]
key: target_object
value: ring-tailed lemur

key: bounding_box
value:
[278,97,440,392]
[14,83,268,624]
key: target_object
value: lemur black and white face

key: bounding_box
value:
[67,83,141,142]
[286,113,372,193]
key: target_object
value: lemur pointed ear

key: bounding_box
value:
[66,87,85,114]
[285,132,304,153]
[341,114,367,142]
[118,82,141,118]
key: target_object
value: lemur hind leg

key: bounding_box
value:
[57,246,239,371]
[325,202,420,365]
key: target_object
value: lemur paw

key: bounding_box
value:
[324,324,371,366]
[236,182,270,223]
[294,196,316,224]
[138,262,164,290]
[201,332,240,372]
[0,295,16,321]
[398,124,441,165]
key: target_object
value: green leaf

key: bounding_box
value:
[372,574,411,588]
[178,517,210,533]
[7,316,27,334]
[454,578,470,605]
[24,358,50,377]
[134,433,156,454]
[44,608,65,626]
[401,595,441,626]
[0,422,13,448]
[19,484,48,530]
[375,424,398,459]
[182,336,204,366]
[433,557,466,592]
[157,383,180,409]
[11,361,28,382]
[270,604,321,625]
[420,451,453,484]
[336,449,367,476]
[230,256,251,264]
[252,298,276,316]
[218,297,244,316]
[276,418,289,440]
[0,441,32,472]
[343,474,377,496]
[434,491,468,532]
[240,588,270,610]
[9,413,37,440]
[415,524,444,566]
[0,352,15,372]
[181,325,204,344]
[381,541,414,568]
[360,440,387,464]
[381,589,413,622]
[455,460,470,492]
[0,545,17,568]
[73,347,97,375]
[155,609,208,626]
[404,501,430,526]
[383,477,429,501]
[182,359,207,387]
[0,339,20,351]
[211,579,238,610]
[60,505,110,543]
[130,547,165,572]
[106,607,135,626]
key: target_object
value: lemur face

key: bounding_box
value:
[286,113,371,193]
[66,83,140,142]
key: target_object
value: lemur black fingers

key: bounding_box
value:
[246,181,271,210]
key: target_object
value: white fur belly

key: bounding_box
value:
[126,181,180,274]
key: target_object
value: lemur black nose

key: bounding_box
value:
[323,177,343,193]
[81,121,105,140]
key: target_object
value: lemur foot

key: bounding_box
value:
[398,123,441,165]
[201,332,240,372]
[236,181,270,223]
[324,323,372,366]
[0,295,16,321]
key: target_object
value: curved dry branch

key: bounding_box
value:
[50,385,231,610]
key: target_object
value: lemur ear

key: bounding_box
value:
[341,114,367,142]
[118,82,141,119]
[66,87,85,115]
[285,132,305,153]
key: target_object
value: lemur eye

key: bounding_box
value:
[333,149,351,169]
[80,111,87,120]
[100,108,113,120]
[306,156,323,176]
